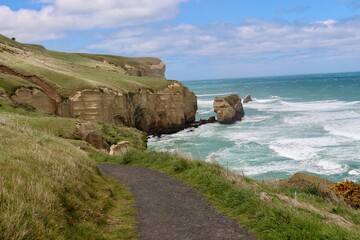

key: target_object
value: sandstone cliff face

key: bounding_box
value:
[213,94,244,124]
[11,87,56,114]
[10,81,197,135]
[66,81,197,135]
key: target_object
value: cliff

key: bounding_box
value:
[0,34,197,135]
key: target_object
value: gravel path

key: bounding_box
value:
[98,164,257,240]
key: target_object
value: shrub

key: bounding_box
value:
[331,180,360,209]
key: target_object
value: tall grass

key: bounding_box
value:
[0,114,137,239]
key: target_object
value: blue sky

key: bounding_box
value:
[1,0,360,80]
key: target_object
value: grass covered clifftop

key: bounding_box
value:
[0,34,170,97]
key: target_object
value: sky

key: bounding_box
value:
[1,0,360,80]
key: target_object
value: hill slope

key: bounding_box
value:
[0,34,169,96]
[0,102,138,239]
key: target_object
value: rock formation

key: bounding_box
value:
[11,87,56,114]
[63,81,197,135]
[10,81,197,135]
[76,121,110,151]
[121,60,166,78]
[213,94,244,124]
[243,94,253,103]
[187,116,217,128]
[109,141,130,156]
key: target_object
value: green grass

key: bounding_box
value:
[0,73,37,95]
[0,111,138,239]
[98,123,148,150]
[91,150,360,240]
[0,34,170,97]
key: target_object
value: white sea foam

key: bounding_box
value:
[324,122,360,140]
[197,109,213,115]
[197,99,214,108]
[246,99,360,113]
[252,96,281,103]
[316,160,345,171]
[197,92,233,97]
[243,115,273,123]
[283,110,360,125]
[269,144,317,161]
[236,159,349,176]
[349,169,360,176]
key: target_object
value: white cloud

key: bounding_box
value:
[85,17,360,79]
[0,0,186,41]
[88,18,360,61]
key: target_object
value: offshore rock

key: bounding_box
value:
[187,116,217,128]
[243,94,253,103]
[213,94,244,124]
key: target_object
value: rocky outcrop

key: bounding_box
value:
[76,121,110,152]
[213,94,244,124]
[121,60,166,78]
[243,94,253,103]
[109,141,130,156]
[187,116,217,128]
[11,87,56,114]
[63,81,197,135]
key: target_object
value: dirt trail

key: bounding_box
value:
[98,164,257,240]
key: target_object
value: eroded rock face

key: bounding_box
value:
[11,87,56,114]
[121,61,166,78]
[65,81,197,135]
[213,94,244,124]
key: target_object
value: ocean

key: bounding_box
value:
[149,72,360,182]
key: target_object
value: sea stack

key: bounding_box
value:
[213,94,244,124]
[243,94,253,103]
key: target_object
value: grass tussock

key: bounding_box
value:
[90,149,360,240]
[0,113,137,239]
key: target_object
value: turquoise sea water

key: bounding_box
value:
[149,72,360,182]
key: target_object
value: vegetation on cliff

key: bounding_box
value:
[332,181,360,209]
[0,34,169,96]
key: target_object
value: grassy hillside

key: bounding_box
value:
[92,150,360,240]
[0,34,170,97]
[0,102,139,239]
